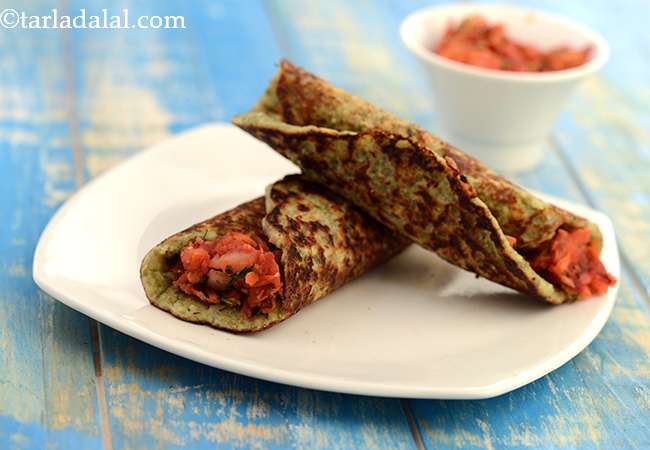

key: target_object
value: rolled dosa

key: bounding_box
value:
[233,61,615,303]
[141,175,408,332]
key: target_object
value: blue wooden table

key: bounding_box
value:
[1,1,649,448]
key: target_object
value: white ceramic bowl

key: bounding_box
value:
[400,4,609,172]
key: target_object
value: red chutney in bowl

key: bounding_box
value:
[435,15,592,72]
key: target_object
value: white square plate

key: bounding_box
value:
[33,123,620,399]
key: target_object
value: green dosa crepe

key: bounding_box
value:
[140,175,407,333]
[233,60,615,303]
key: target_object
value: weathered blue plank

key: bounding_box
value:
[3,0,646,448]
[100,331,416,450]
[547,0,650,296]
[270,0,650,448]
[188,0,286,122]
[470,0,650,296]
[0,0,101,448]
[68,0,416,448]
[411,268,650,449]
[0,415,99,450]
[265,0,444,129]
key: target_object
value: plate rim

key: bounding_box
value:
[32,122,620,399]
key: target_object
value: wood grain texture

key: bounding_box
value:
[100,334,416,450]
[265,0,438,129]
[3,0,648,448]
[269,0,650,448]
[482,0,650,295]
[545,0,650,297]
[412,268,650,450]
[67,0,416,448]
[0,0,101,448]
